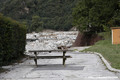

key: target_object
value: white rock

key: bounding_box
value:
[26,31,78,51]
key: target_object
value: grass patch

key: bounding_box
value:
[84,39,120,69]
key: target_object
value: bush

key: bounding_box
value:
[0,13,26,66]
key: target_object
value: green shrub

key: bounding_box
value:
[0,13,26,66]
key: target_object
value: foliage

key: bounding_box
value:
[0,13,26,66]
[28,15,43,32]
[0,0,79,31]
[0,0,8,9]
[72,0,120,33]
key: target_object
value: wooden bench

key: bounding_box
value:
[28,50,72,66]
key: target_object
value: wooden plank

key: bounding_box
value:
[29,56,72,59]
[29,49,73,52]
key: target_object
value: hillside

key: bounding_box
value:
[0,0,79,31]
[0,0,8,8]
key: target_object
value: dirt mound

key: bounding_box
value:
[73,32,103,46]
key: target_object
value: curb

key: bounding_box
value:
[85,51,120,73]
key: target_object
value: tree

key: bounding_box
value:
[29,15,43,32]
[0,0,79,31]
[107,1,120,28]
[72,0,119,33]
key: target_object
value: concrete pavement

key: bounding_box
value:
[0,51,119,80]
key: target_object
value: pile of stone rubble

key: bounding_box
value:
[26,31,78,52]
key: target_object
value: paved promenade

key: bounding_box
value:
[0,51,119,80]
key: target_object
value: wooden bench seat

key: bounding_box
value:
[28,49,73,66]
[29,56,72,59]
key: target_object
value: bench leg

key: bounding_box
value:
[34,58,37,66]
[63,58,66,65]
[63,51,66,66]
[34,52,37,67]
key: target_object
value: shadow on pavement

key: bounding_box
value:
[32,64,84,71]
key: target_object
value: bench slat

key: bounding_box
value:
[29,56,72,59]
[29,50,73,52]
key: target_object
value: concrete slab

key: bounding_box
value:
[0,52,119,80]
